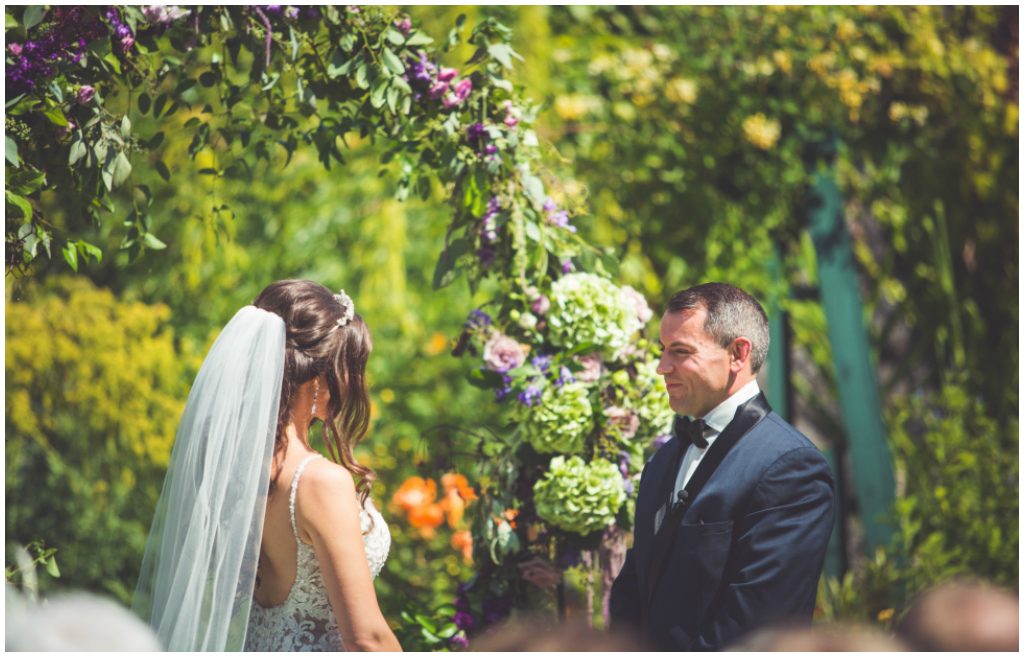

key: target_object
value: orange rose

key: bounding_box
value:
[441,473,478,502]
[451,530,473,563]
[391,476,437,513]
[440,486,466,528]
[408,502,445,539]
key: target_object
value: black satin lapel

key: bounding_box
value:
[681,393,772,502]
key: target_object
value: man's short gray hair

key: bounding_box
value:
[665,282,770,374]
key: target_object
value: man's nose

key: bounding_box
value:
[656,355,671,375]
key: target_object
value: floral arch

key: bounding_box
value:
[5,5,675,645]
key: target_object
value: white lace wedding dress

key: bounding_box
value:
[245,454,391,651]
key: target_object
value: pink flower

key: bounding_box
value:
[531,295,551,316]
[428,80,449,99]
[396,17,412,35]
[76,85,95,104]
[575,353,603,383]
[483,333,527,373]
[8,43,22,56]
[443,78,473,109]
[503,100,521,128]
[504,115,520,128]
[120,35,135,52]
[605,406,640,440]
[621,286,653,325]
[438,67,458,82]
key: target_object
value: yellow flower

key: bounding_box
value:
[877,608,895,622]
[666,78,698,105]
[772,50,792,75]
[742,113,781,150]
[554,94,598,121]
[425,331,448,356]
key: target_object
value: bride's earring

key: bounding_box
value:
[311,378,319,418]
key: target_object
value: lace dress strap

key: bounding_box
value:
[289,454,323,541]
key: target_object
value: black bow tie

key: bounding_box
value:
[674,416,709,449]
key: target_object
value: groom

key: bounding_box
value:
[610,283,835,650]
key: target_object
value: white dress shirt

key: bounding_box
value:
[673,380,761,493]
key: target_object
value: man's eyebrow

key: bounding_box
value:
[665,340,696,349]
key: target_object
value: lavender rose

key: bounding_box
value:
[483,333,527,373]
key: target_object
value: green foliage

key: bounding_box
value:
[5,277,200,602]
[520,383,594,455]
[818,379,1019,624]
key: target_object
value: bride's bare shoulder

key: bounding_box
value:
[294,457,361,536]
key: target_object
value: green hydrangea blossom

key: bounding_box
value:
[522,382,594,454]
[547,273,641,358]
[631,357,676,441]
[534,456,627,535]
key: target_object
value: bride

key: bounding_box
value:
[132,280,402,651]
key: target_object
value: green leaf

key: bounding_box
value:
[138,93,151,114]
[5,191,32,219]
[77,240,103,263]
[524,221,541,242]
[43,106,68,127]
[432,237,470,290]
[155,160,171,182]
[143,233,167,250]
[103,51,122,75]
[120,115,131,139]
[22,5,45,30]
[62,242,78,271]
[44,555,60,578]
[6,136,19,166]
[354,60,369,89]
[153,93,168,118]
[384,28,405,46]
[111,152,132,188]
[369,80,388,109]
[487,43,521,69]
[405,31,433,47]
[68,139,87,166]
[381,48,405,76]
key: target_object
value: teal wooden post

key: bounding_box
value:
[765,248,790,419]
[806,136,896,553]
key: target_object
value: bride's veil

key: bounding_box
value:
[132,305,286,650]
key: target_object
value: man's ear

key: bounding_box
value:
[730,337,752,373]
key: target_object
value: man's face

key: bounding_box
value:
[657,307,733,418]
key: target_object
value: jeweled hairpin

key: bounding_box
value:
[334,289,355,328]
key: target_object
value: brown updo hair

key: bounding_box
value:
[253,279,374,505]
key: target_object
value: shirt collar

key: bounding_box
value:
[700,380,761,434]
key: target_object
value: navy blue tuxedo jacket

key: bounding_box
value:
[610,397,835,651]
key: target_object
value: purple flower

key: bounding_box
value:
[484,144,498,156]
[115,23,132,38]
[303,6,321,19]
[624,480,635,495]
[285,6,300,20]
[464,309,492,329]
[467,122,486,143]
[409,51,436,84]
[495,374,513,401]
[483,333,526,373]
[555,366,576,387]
[561,259,574,273]
[453,611,475,631]
[530,354,552,372]
[76,85,95,104]
[396,17,413,36]
[438,67,458,82]
[531,295,550,315]
[263,5,283,15]
[652,434,672,450]
[518,384,544,406]
[449,634,469,650]
[542,198,557,212]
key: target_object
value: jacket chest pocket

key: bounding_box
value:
[675,520,734,618]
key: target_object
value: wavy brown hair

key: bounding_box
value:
[254,279,374,505]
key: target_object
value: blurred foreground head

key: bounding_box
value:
[726,622,907,651]
[895,579,1019,651]
[6,586,162,651]
[470,617,652,651]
